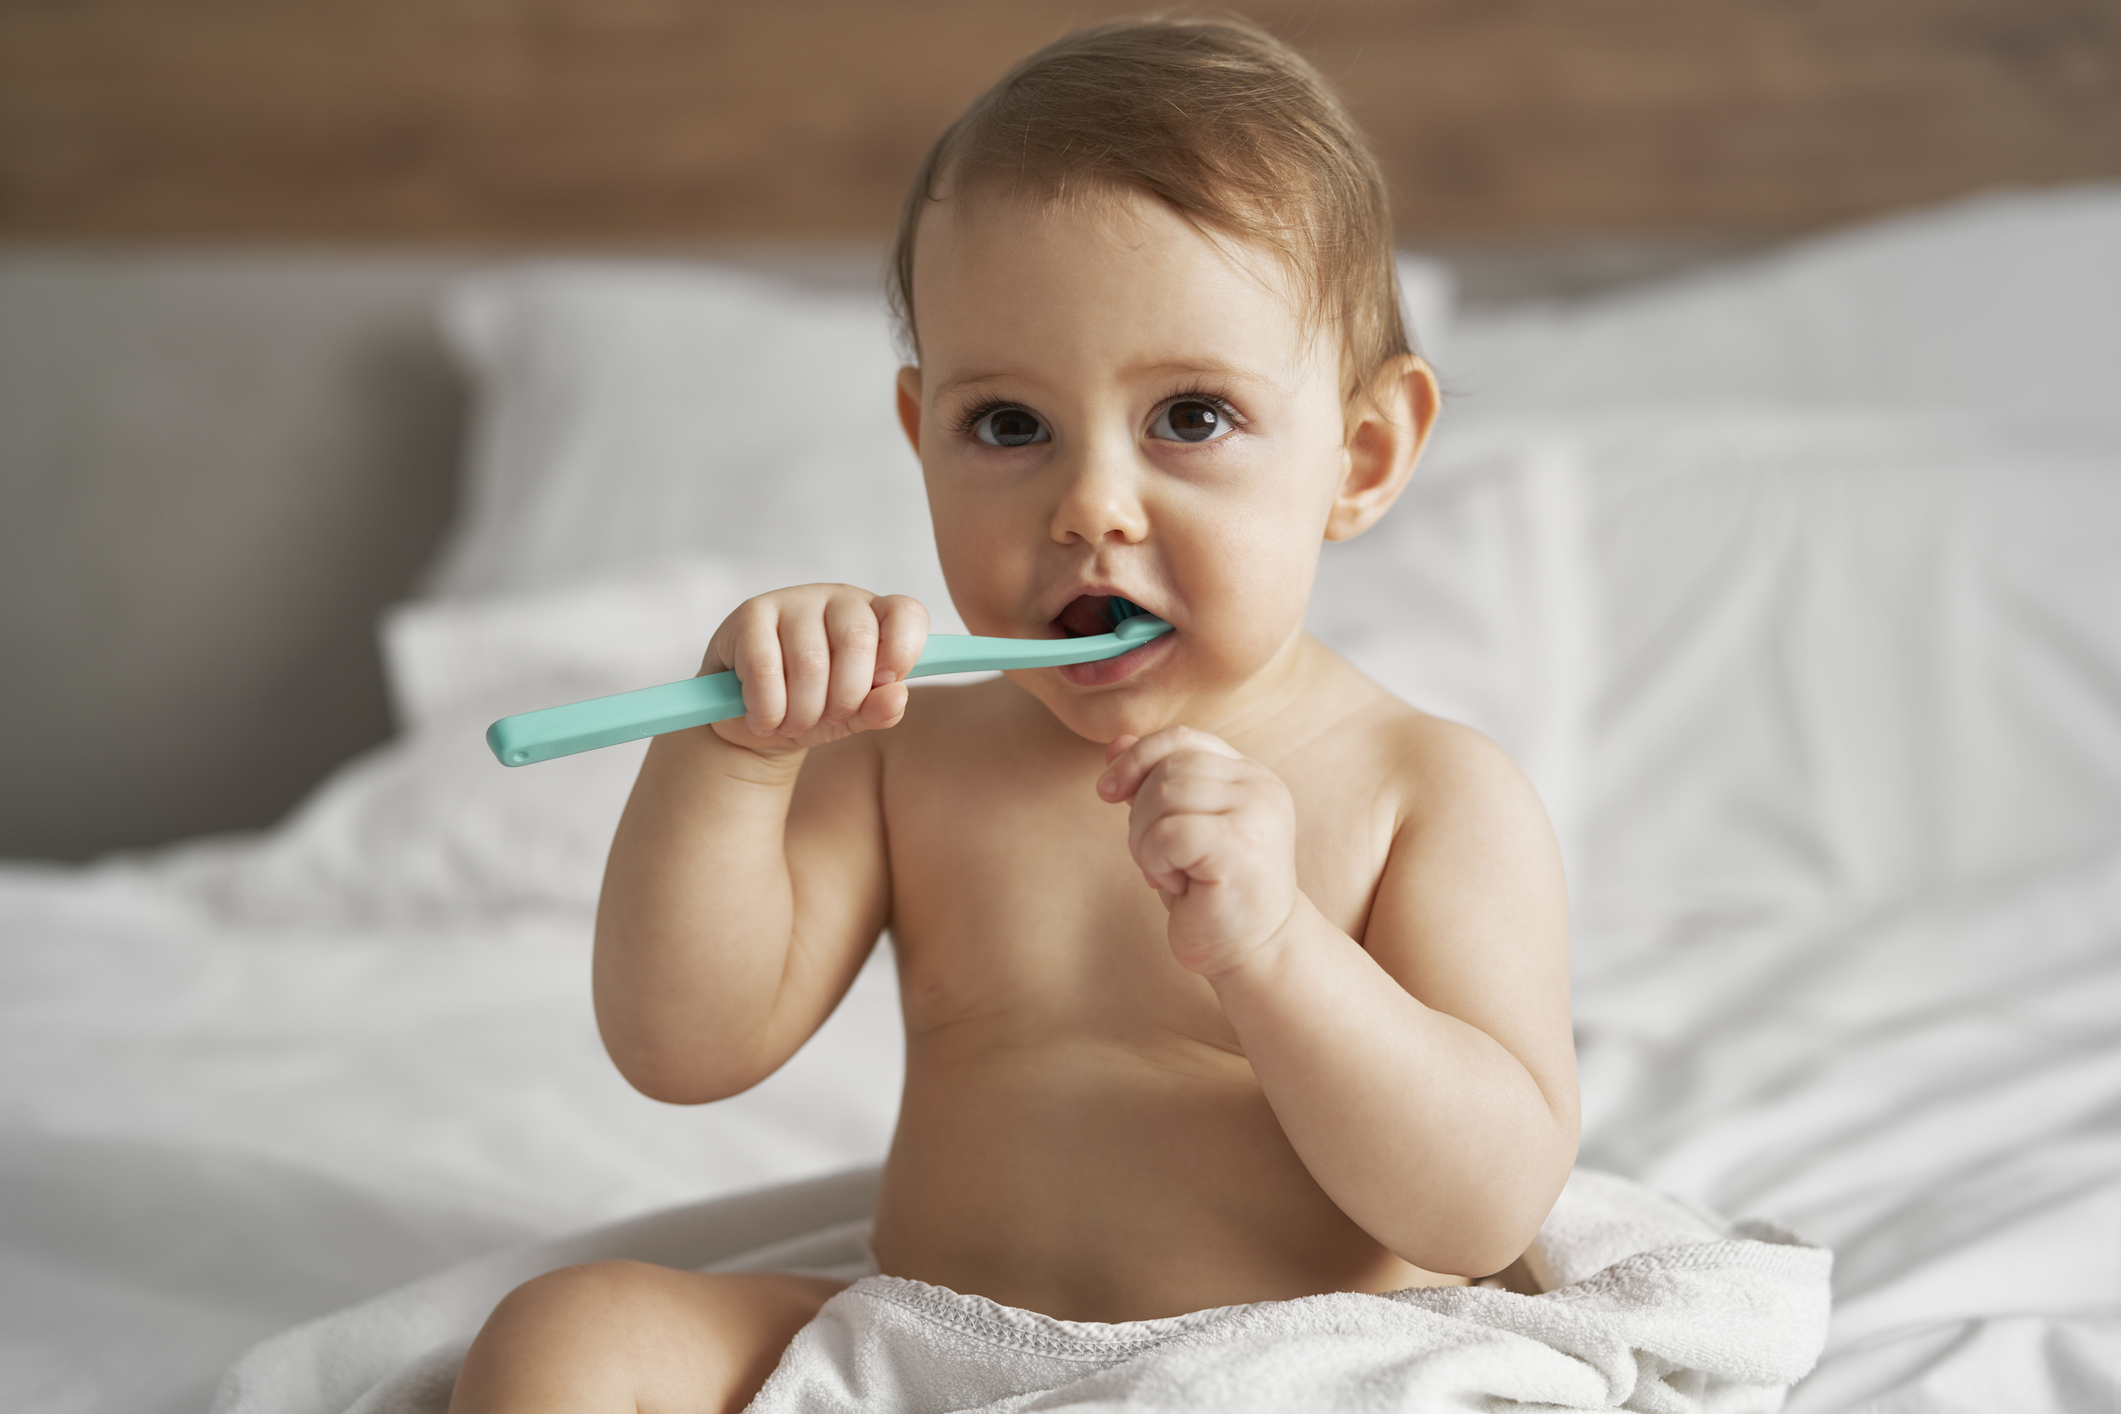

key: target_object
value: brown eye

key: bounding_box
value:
[974,408,1049,447]
[1150,399,1232,444]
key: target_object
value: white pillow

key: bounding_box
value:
[423,262,947,611]
[381,558,756,730]
[1443,183,2121,422]
[140,562,754,925]
[1543,409,2121,932]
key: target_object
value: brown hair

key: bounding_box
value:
[886,13,1412,402]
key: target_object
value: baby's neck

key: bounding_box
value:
[1192,632,1338,749]
[1228,646,1388,775]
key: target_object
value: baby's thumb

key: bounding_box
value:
[858,679,912,731]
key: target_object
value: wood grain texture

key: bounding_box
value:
[4,0,2120,239]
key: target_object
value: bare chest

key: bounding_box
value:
[880,690,1394,1044]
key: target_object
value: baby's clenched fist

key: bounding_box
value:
[703,585,928,755]
[1096,726,1301,977]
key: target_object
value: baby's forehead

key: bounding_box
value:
[921,184,1297,301]
[913,190,1334,389]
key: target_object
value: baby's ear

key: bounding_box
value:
[896,365,923,454]
[1325,356,1438,542]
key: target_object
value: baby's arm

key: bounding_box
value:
[593,586,927,1104]
[1099,723,1577,1279]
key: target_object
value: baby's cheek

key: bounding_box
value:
[1198,540,1315,661]
[930,512,1033,632]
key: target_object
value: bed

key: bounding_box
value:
[3,182,2118,1412]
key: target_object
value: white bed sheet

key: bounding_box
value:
[1572,852,2121,1407]
[6,838,2116,1411]
[7,184,2120,1412]
[0,870,903,1414]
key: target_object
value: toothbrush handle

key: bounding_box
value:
[486,620,1170,766]
[486,673,747,766]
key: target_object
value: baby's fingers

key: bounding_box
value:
[1133,811,1219,896]
[820,592,885,725]
[853,679,911,732]
[727,603,790,737]
[1098,726,1240,802]
[871,595,929,688]
[772,611,832,738]
[846,595,927,733]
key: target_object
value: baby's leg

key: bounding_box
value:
[448,1261,845,1414]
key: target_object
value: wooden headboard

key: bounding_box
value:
[6,0,2118,243]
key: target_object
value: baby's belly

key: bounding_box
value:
[868,1021,1458,1322]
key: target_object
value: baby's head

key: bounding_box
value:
[890,15,1438,743]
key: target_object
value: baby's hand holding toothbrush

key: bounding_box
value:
[704,585,931,755]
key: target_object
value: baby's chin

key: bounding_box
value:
[1018,630,1301,745]
[1033,689,1184,747]
[1001,661,1186,745]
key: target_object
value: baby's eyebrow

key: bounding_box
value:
[933,361,1269,401]
[932,371,1022,401]
[1125,359,1261,384]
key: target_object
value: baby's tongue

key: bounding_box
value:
[1056,595,1115,637]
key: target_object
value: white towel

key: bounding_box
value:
[214,1167,1829,1414]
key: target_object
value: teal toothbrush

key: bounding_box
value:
[486,597,1169,766]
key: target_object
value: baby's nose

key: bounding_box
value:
[1047,443,1148,545]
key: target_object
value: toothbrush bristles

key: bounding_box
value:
[1109,596,1144,625]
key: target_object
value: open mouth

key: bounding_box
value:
[1051,594,1151,637]
[1054,595,1119,638]
[1048,594,1171,687]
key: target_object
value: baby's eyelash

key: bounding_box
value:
[953,398,1027,439]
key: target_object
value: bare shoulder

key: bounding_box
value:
[1367,703,1552,849]
[1355,689,1565,937]
[1292,647,1546,840]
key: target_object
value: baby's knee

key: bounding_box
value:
[452,1261,680,1413]
[475,1258,652,1349]
[496,1258,662,1324]
[454,1262,839,1414]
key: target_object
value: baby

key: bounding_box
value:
[453,15,1576,1413]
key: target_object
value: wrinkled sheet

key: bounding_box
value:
[6,847,2116,1411]
[1571,854,2121,1409]
[0,870,903,1414]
